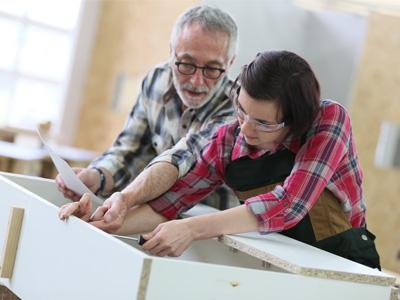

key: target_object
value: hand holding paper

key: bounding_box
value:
[37,130,103,206]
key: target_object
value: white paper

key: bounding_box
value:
[37,130,103,206]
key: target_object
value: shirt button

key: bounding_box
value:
[182,124,187,129]
[361,234,368,241]
[153,142,158,147]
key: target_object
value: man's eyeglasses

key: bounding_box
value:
[233,92,285,133]
[174,61,226,80]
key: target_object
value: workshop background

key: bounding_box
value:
[0,0,399,280]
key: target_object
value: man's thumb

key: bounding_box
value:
[104,210,115,223]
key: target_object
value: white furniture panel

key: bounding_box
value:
[146,258,393,300]
[0,173,145,299]
[0,172,397,300]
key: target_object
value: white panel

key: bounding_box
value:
[185,203,395,285]
[220,233,395,286]
[0,172,69,207]
[146,258,393,300]
[0,174,147,300]
[0,173,396,299]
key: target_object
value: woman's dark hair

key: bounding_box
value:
[238,50,320,137]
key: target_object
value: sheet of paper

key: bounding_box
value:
[37,130,103,206]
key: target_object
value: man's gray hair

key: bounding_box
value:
[170,5,238,60]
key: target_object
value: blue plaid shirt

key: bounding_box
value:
[90,62,234,196]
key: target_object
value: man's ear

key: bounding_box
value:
[168,45,175,65]
[228,55,236,67]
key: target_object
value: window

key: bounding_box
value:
[0,0,82,130]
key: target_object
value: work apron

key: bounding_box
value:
[225,147,381,270]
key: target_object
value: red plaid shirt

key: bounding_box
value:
[148,100,366,234]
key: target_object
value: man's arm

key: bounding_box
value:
[59,162,179,231]
[94,161,179,231]
[121,162,179,207]
[95,86,234,228]
[149,106,235,179]
[56,97,150,200]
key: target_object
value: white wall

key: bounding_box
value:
[204,0,367,106]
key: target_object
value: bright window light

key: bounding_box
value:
[11,78,61,127]
[0,74,13,126]
[27,0,81,31]
[18,25,72,81]
[0,0,83,129]
[0,0,28,17]
[0,18,21,70]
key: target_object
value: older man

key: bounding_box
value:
[57,5,238,231]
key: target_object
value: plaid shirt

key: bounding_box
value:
[149,100,367,234]
[90,62,234,195]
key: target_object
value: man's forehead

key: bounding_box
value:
[173,23,230,63]
[175,52,224,66]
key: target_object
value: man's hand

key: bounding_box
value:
[58,191,129,233]
[89,192,129,232]
[58,193,93,221]
[56,168,101,201]
[141,219,195,257]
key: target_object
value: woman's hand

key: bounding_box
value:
[142,219,195,257]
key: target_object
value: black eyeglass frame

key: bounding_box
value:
[174,61,226,80]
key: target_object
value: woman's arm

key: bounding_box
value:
[141,205,258,257]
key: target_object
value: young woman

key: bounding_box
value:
[139,50,380,269]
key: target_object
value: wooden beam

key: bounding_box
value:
[0,207,24,279]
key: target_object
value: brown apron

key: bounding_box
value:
[225,147,381,269]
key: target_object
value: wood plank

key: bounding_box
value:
[220,233,395,286]
[0,285,19,300]
[137,258,152,300]
[0,208,24,279]
[390,287,399,300]
[185,203,396,286]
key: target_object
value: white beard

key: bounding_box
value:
[172,70,225,109]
